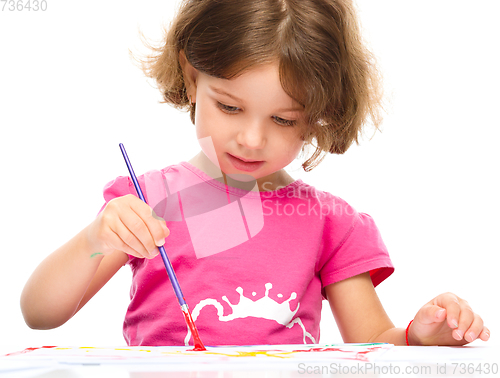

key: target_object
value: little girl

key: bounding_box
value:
[21,0,489,347]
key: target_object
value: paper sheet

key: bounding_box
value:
[1,343,392,371]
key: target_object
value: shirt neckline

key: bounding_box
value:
[179,161,305,199]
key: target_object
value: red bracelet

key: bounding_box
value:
[405,320,414,346]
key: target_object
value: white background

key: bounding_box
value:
[1,0,498,349]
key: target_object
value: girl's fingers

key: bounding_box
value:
[479,327,491,341]
[463,313,485,343]
[433,293,483,343]
[129,197,170,248]
[148,213,169,247]
[417,304,447,325]
[413,292,489,346]
[432,293,462,330]
[107,226,150,259]
[98,194,169,258]
[114,213,158,258]
[453,300,475,342]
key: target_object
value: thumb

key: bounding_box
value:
[416,304,447,325]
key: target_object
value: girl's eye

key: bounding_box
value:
[217,102,240,113]
[217,101,296,127]
[272,116,296,127]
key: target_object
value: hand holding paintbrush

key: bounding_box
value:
[80,144,206,350]
[20,144,206,350]
[119,143,206,351]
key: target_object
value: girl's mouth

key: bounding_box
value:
[227,153,265,172]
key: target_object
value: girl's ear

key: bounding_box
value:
[179,50,198,103]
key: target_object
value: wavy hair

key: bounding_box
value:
[131,0,384,171]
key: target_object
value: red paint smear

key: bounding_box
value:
[293,347,349,353]
[292,346,383,362]
[5,346,57,357]
[182,309,206,351]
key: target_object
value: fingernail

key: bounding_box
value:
[454,329,463,340]
[436,309,445,317]
[466,332,475,342]
[452,320,459,328]
[155,239,164,247]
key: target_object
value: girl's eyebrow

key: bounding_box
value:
[210,86,243,103]
[210,85,303,113]
[276,105,305,113]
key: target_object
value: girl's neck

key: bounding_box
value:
[187,151,295,192]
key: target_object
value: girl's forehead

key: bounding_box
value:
[198,62,272,88]
[217,57,280,80]
[201,63,292,99]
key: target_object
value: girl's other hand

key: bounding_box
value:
[408,292,490,346]
[86,194,170,259]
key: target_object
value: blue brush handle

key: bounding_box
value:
[119,143,187,307]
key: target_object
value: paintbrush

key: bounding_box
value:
[119,143,206,351]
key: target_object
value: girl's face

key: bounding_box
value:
[184,58,305,189]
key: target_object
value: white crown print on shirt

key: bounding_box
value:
[185,283,316,345]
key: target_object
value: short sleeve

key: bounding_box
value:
[319,209,394,290]
[96,176,136,215]
[98,170,166,216]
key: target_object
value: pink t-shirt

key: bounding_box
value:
[101,162,394,346]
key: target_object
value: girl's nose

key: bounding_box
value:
[236,119,266,150]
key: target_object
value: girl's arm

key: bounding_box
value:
[21,194,169,330]
[325,272,404,344]
[20,226,127,329]
[325,272,490,345]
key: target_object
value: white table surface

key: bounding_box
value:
[1,345,498,378]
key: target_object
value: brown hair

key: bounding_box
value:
[132,0,384,171]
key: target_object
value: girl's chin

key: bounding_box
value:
[225,172,258,183]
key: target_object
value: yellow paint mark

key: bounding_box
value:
[161,350,294,359]
[206,350,294,359]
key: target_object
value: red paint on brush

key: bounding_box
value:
[182,309,206,351]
